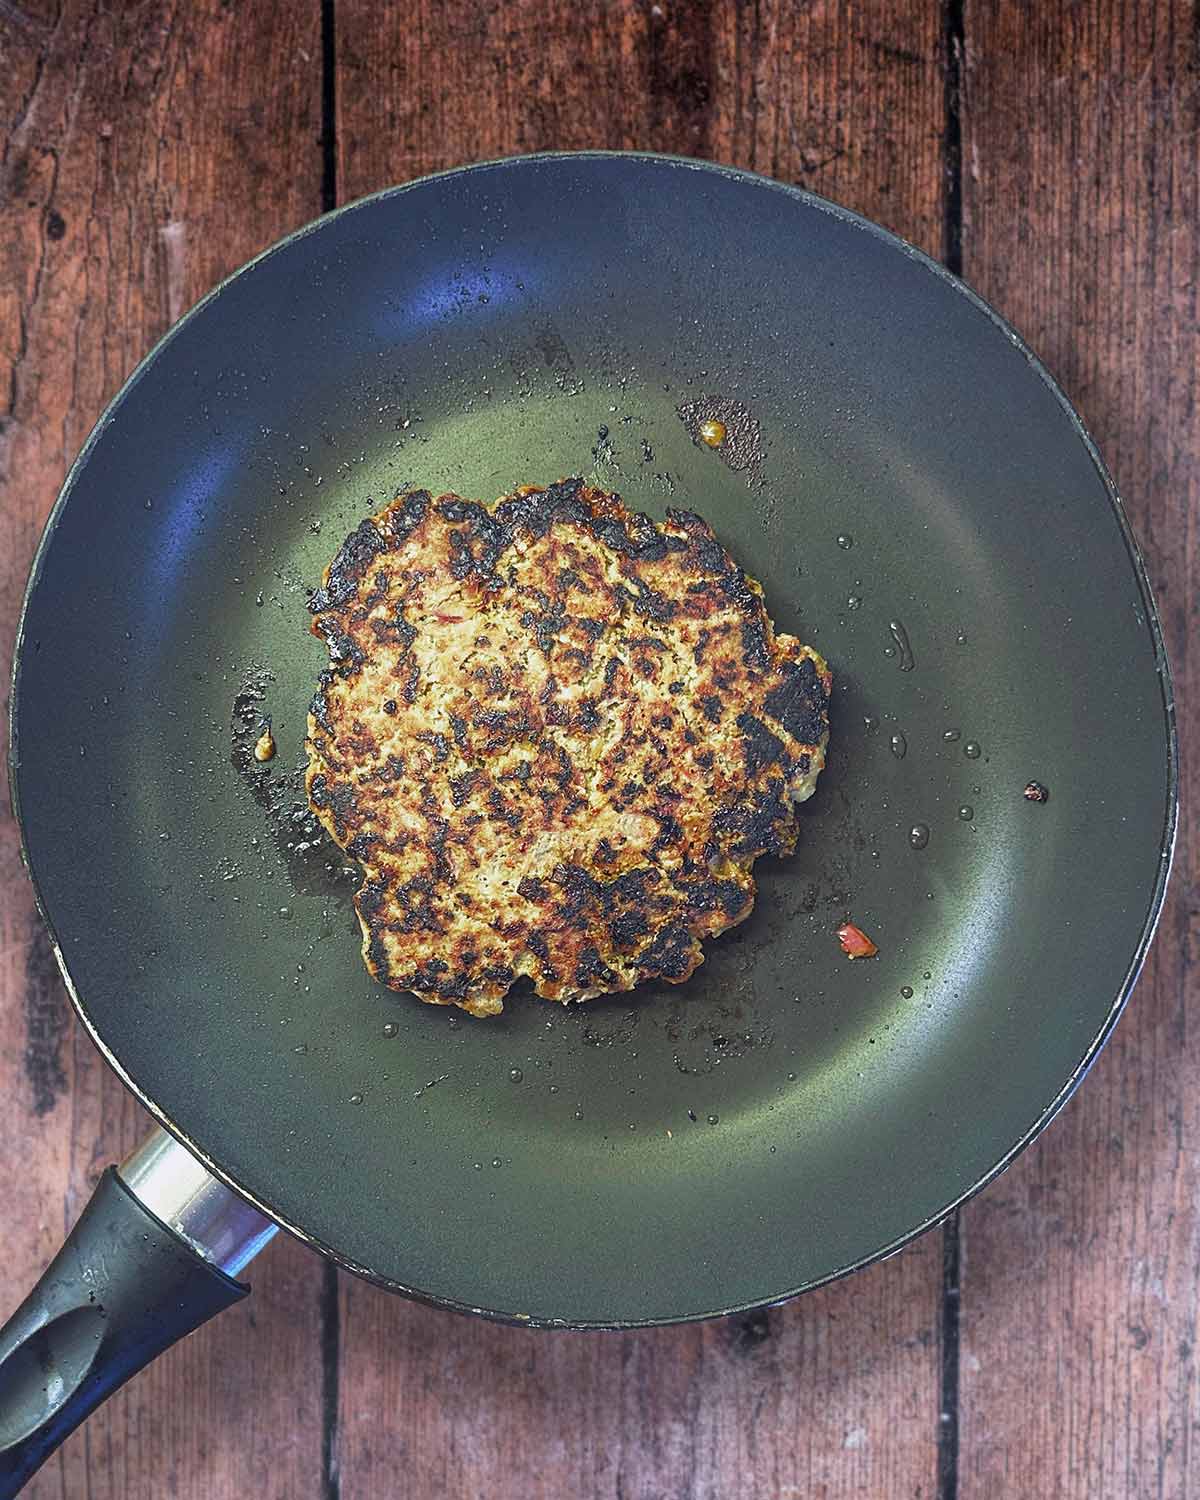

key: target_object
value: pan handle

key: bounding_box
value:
[0,1131,276,1498]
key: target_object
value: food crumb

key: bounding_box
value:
[253,725,276,762]
[837,922,878,959]
[1023,780,1049,803]
[698,418,727,447]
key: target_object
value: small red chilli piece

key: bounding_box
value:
[837,922,878,959]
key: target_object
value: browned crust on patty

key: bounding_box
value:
[306,480,831,1017]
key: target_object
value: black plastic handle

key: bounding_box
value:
[0,1167,248,1497]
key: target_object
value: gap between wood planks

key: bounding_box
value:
[939,2,965,1498]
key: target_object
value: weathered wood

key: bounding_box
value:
[957,3,1198,1496]
[335,0,945,257]
[332,5,947,1497]
[336,1249,941,1500]
[0,2,326,1496]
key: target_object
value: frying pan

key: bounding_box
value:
[0,153,1177,1492]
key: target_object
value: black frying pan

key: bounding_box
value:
[0,153,1177,1492]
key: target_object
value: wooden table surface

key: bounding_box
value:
[1,2,1195,1496]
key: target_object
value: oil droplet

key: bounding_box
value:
[549,1084,559,1094]
[473,1161,483,1170]
[847,595,862,610]
[888,619,915,671]
[964,741,982,759]
[956,632,967,644]
[863,715,878,734]
[923,971,932,980]
[890,731,908,759]
[491,1158,502,1169]
[574,1108,584,1120]
[786,1072,796,1081]
[900,986,914,999]
[278,907,291,919]
[698,417,727,447]
[958,805,974,821]
[382,1021,399,1038]
[837,533,853,549]
[293,1043,308,1054]
[349,1093,363,1105]
[943,728,961,742]
[254,727,276,762]
[909,823,930,849]
[509,1068,523,1083]
[707,1114,720,1125]
[628,1122,637,1130]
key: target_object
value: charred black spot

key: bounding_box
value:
[695,538,729,574]
[309,684,335,735]
[385,489,431,540]
[382,699,397,715]
[603,658,621,690]
[652,812,683,851]
[621,577,678,623]
[636,924,695,980]
[608,868,652,904]
[308,520,388,612]
[576,698,602,731]
[701,694,722,724]
[448,712,468,748]
[764,656,828,745]
[495,477,589,537]
[609,910,650,949]
[575,945,618,988]
[552,862,603,925]
[737,712,789,777]
[487,788,520,828]
[579,616,606,640]
[439,496,489,524]
[685,878,749,920]
[449,771,479,806]
[416,731,450,763]
[314,618,365,673]
[518,876,548,903]
[402,658,420,704]
[484,964,515,984]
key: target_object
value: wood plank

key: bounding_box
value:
[336,1248,941,1500]
[335,0,945,256]
[332,5,946,1497]
[957,4,1199,1496]
[0,2,327,1496]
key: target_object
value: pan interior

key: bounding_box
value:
[11,156,1173,1325]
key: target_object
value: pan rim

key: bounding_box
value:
[8,149,1179,1329]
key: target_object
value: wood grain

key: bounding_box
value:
[334,0,946,257]
[331,5,947,1498]
[0,2,326,1496]
[957,3,1198,1497]
[335,1249,941,1500]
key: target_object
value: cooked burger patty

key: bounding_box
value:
[306,480,831,1017]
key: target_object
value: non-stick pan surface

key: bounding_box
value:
[10,154,1176,1327]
